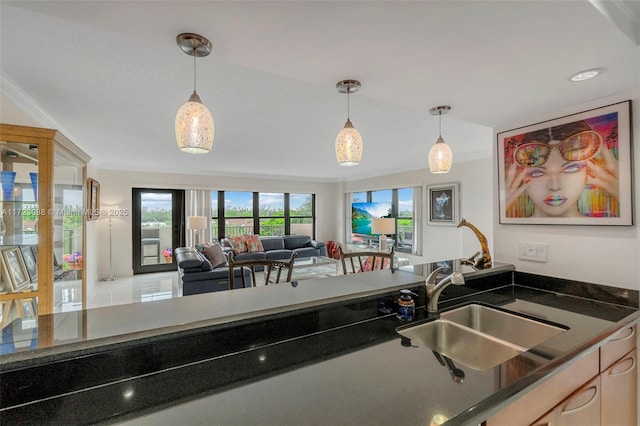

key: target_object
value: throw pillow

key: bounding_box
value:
[204,243,227,268]
[243,234,264,253]
[227,236,247,254]
[357,256,389,273]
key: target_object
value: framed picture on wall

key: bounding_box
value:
[427,183,460,226]
[497,100,632,225]
[87,178,100,221]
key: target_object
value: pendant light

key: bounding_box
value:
[428,105,453,174]
[175,33,214,154]
[335,79,363,166]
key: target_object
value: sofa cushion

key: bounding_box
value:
[176,247,204,269]
[204,243,227,268]
[243,234,264,252]
[284,235,311,250]
[233,251,266,262]
[260,236,285,251]
[198,254,213,271]
[293,247,317,258]
[265,249,295,260]
[227,236,248,254]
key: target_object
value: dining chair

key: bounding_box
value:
[338,246,396,274]
[228,252,298,289]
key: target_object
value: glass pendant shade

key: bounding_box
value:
[175,91,214,154]
[428,136,452,173]
[335,118,363,166]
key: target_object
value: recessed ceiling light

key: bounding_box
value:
[570,69,602,82]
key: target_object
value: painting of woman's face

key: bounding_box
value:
[498,101,631,225]
[524,145,587,217]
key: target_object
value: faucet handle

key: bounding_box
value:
[426,266,444,285]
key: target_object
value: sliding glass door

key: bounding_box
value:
[132,189,184,274]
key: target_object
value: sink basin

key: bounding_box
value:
[440,303,568,349]
[396,303,568,371]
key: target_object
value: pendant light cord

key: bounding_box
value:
[439,110,442,137]
[193,46,197,93]
[347,85,351,120]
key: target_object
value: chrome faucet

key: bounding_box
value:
[426,271,465,314]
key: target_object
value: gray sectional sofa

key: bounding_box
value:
[220,235,326,261]
[176,235,326,295]
[176,247,252,295]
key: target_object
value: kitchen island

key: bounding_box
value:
[1,261,637,425]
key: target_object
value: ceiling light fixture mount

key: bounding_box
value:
[570,68,602,82]
[335,79,363,166]
[175,33,215,154]
[428,105,453,174]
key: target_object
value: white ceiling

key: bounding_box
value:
[1,1,639,182]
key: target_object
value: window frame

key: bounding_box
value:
[211,191,316,239]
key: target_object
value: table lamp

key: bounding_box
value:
[187,216,207,246]
[371,218,396,251]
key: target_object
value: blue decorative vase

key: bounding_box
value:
[29,172,38,201]
[1,171,17,201]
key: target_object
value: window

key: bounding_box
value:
[210,192,219,242]
[224,191,254,237]
[348,187,418,254]
[259,192,284,236]
[211,191,316,239]
[397,188,414,251]
[290,193,314,236]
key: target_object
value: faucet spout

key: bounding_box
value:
[427,272,465,314]
[425,266,444,287]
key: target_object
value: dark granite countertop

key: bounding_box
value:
[1,263,637,425]
[108,284,637,426]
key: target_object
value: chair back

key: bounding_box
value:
[339,246,396,274]
[228,252,298,289]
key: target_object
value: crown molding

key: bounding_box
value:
[1,71,68,131]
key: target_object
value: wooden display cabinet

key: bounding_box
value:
[0,124,89,325]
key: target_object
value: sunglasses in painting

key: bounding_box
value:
[513,131,602,167]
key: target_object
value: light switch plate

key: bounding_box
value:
[519,242,548,262]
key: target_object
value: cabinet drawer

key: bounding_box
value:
[601,348,637,426]
[486,349,599,426]
[600,324,636,372]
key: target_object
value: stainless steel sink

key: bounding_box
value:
[440,304,567,349]
[397,304,568,371]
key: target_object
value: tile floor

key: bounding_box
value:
[53,271,181,313]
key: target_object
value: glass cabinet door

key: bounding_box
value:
[0,140,40,335]
[52,147,85,312]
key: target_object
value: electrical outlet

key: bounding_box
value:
[519,242,548,262]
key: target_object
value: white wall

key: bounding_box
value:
[343,156,494,265]
[93,169,340,279]
[493,91,640,290]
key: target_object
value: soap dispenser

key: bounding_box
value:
[397,289,418,321]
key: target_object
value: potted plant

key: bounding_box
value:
[163,248,173,263]
[63,251,83,270]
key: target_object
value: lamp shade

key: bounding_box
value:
[175,91,215,154]
[335,119,363,166]
[371,218,396,235]
[187,215,207,230]
[428,136,453,174]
